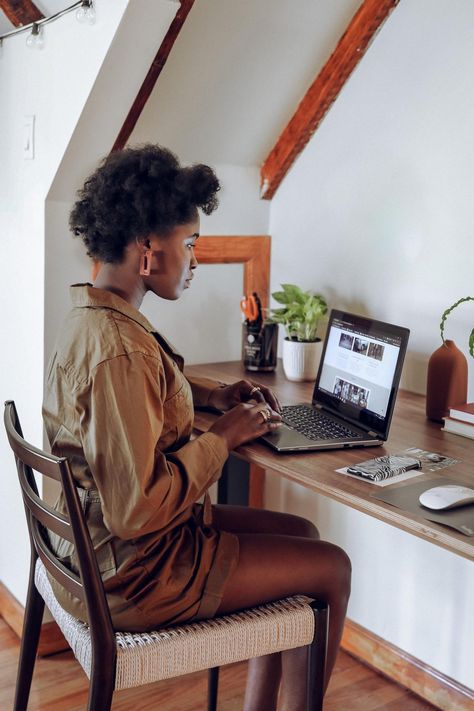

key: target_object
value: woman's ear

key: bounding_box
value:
[136,237,151,250]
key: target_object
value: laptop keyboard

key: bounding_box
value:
[281,405,362,441]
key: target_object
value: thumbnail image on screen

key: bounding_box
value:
[333,377,370,408]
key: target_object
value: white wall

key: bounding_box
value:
[0,0,131,605]
[270,0,474,397]
[0,0,179,605]
[267,0,474,688]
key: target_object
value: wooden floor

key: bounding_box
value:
[0,619,435,711]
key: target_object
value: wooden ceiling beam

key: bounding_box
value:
[112,0,196,152]
[0,0,44,26]
[260,0,400,200]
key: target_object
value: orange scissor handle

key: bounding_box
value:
[240,295,259,321]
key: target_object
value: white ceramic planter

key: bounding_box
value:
[282,338,323,382]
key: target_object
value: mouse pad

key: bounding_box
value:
[371,477,474,536]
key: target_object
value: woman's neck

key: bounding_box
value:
[93,263,146,310]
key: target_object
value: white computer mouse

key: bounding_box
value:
[419,485,474,511]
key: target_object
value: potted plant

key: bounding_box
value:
[426,296,474,421]
[440,296,474,355]
[268,283,328,381]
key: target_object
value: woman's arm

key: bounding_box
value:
[186,375,227,408]
[78,354,228,540]
[187,374,281,413]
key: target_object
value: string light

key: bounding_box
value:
[76,0,96,25]
[25,23,44,50]
[0,1,96,50]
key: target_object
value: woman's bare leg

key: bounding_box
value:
[213,506,351,711]
[213,506,320,709]
[212,504,320,539]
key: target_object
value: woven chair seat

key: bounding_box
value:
[36,558,315,691]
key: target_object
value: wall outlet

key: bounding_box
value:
[23,115,35,160]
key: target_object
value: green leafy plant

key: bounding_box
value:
[440,296,474,356]
[268,283,328,342]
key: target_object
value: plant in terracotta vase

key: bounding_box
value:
[426,296,474,421]
[268,283,328,381]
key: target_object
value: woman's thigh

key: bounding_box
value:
[216,533,351,615]
[212,504,319,539]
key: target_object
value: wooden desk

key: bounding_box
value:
[186,360,474,562]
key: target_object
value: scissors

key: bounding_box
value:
[240,294,260,323]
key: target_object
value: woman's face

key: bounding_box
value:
[145,218,200,300]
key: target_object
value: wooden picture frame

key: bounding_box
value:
[194,235,271,308]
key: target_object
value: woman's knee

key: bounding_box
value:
[325,543,352,597]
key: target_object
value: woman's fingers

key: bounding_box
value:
[250,383,282,413]
[254,403,282,430]
[245,381,282,413]
[248,383,265,403]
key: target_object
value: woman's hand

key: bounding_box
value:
[209,402,282,451]
[208,379,281,414]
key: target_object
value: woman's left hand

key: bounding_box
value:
[209,380,281,414]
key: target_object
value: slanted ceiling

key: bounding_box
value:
[129,1,366,168]
[2,1,401,201]
[125,0,400,199]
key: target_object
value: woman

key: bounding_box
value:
[43,145,351,710]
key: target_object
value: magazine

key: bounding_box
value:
[345,454,422,482]
[403,447,460,472]
[338,447,460,484]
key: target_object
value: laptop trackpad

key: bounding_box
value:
[261,424,312,449]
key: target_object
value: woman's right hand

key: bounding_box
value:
[208,402,282,451]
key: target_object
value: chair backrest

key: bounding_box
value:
[4,400,116,656]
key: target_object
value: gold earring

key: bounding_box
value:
[139,249,153,276]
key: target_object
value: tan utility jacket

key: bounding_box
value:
[42,284,238,630]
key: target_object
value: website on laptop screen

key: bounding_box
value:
[316,316,402,421]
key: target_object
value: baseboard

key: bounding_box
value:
[341,618,474,711]
[2,579,473,709]
[0,581,69,657]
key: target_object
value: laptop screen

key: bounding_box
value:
[313,310,410,437]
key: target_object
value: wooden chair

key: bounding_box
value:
[4,400,329,711]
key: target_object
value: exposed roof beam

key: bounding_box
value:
[0,0,43,26]
[260,0,400,200]
[112,0,195,152]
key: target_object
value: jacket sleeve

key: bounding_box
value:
[186,375,225,408]
[78,352,228,540]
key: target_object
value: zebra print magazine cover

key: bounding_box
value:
[337,448,460,486]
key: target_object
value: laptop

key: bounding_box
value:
[261,309,410,452]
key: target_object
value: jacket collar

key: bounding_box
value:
[70,284,182,361]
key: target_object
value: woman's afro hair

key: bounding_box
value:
[69,144,220,263]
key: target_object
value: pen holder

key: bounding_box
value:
[242,322,278,371]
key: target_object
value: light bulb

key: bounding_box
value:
[26,23,44,49]
[76,1,95,25]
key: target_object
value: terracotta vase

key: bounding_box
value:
[426,340,468,422]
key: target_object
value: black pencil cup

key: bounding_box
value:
[242,322,278,371]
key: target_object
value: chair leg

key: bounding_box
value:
[87,651,116,711]
[306,600,329,711]
[207,666,220,711]
[13,578,45,711]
